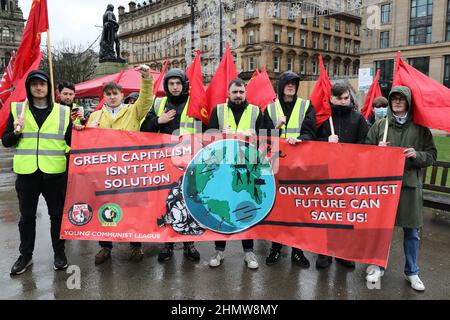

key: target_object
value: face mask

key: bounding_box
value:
[394,112,408,125]
[374,107,387,118]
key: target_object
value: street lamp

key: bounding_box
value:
[186,0,198,59]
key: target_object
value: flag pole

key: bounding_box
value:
[46,29,55,102]
[329,116,335,136]
[382,117,389,143]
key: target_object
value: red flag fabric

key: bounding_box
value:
[309,55,332,127]
[206,43,238,111]
[361,69,382,120]
[153,57,169,97]
[0,51,16,108]
[249,69,259,82]
[186,50,209,123]
[393,52,450,133]
[247,66,276,112]
[0,52,43,136]
[12,0,48,85]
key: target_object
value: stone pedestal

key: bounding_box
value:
[95,62,128,77]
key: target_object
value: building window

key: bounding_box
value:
[375,59,395,85]
[274,27,281,43]
[335,38,340,52]
[248,57,255,71]
[334,61,340,76]
[312,59,318,75]
[345,23,351,34]
[313,33,319,49]
[300,32,307,47]
[1,27,10,40]
[270,2,281,18]
[381,3,392,23]
[231,31,237,47]
[249,30,255,44]
[301,14,308,25]
[335,19,341,32]
[409,0,433,45]
[288,31,294,45]
[354,42,360,54]
[231,12,237,24]
[324,36,330,51]
[313,16,320,27]
[300,58,307,75]
[274,56,280,72]
[380,31,390,48]
[287,56,294,71]
[444,56,450,88]
[344,40,351,54]
[408,56,430,75]
[446,0,450,41]
[344,63,350,76]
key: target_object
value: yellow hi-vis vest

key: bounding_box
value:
[153,96,202,135]
[11,102,70,174]
[267,98,310,138]
[216,103,260,133]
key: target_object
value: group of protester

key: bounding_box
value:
[1,64,436,292]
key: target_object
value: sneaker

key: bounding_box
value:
[184,246,200,261]
[54,252,68,271]
[316,254,333,269]
[244,252,259,269]
[129,247,144,262]
[291,250,310,268]
[335,258,356,269]
[405,275,425,292]
[366,265,384,282]
[265,249,281,266]
[158,244,173,262]
[95,248,111,265]
[209,251,225,267]
[10,255,33,275]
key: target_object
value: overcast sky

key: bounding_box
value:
[19,0,132,49]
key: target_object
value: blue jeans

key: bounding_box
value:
[380,228,420,276]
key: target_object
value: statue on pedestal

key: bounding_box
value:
[99,4,126,63]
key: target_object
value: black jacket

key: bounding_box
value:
[263,71,316,140]
[317,104,369,144]
[2,70,72,148]
[208,99,264,133]
[140,68,206,134]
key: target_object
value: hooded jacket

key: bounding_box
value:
[124,92,139,104]
[2,70,72,148]
[263,71,316,140]
[141,68,206,134]
[317,98,369,144]
[365,86,437,227]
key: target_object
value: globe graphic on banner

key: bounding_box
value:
[183,139,275,234]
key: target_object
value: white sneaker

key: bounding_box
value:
[209,251,224,267]
[405,275,425,291]
[244,252,259,269]
[366,265,384,282]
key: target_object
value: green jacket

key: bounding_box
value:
[365,86,437,227]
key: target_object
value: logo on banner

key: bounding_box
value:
[68,203,93,226]
[98,203,123,226]
[183,139,276,234]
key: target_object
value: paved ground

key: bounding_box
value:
[1,146,449,300]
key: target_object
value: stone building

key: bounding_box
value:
[0,0,24,75]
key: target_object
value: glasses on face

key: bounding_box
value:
[391,96,406,103]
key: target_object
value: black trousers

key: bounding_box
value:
[15,171,67,257]
[215,240,254,252]
[271,242,303,254]
[99,241,142,249]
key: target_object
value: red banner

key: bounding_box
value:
[61,129,405,267]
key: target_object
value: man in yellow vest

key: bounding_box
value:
[263,71,316,269]
[58,82,86,127]
[2,70,72,275]
[87,65,153,265]
[207,77,264,269]
[141,68,204,262]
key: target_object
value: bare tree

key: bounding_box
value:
[41,40,99,86]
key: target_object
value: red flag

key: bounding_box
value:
[12,0,49,85]
[0,51,16,108]
[393,52,450,133]
[186,50,209,123]
[361,69,382,120]
[247,66,276,112]
[310,55,332,127]
[249,69,260,82]
[206,43,238,111]
[153,57,169,97]
[0,52,43,136]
